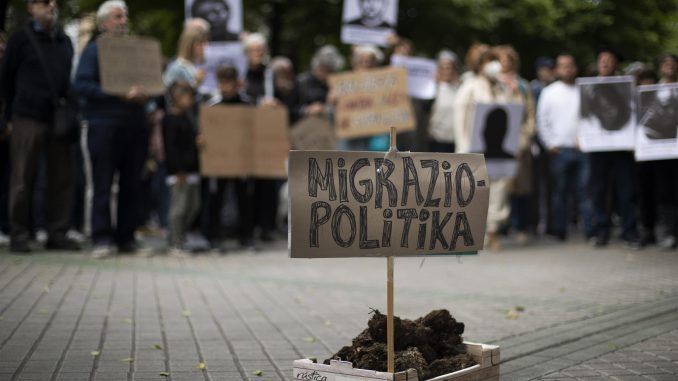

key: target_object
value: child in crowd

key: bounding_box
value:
[163,81,202,256]
[203,65,256,249]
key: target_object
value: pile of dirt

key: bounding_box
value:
[324,309,476,379]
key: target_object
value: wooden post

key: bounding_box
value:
[387,127,396,373]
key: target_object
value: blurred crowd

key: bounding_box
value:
[0,0,677,258]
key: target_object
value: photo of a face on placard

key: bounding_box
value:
[341,0,397,47]
[186,0,242,42]
[639,86,678,140]
[635,83,678,162]
[470,103,523,178]
[576,76,636,152]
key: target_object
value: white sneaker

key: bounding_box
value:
[167,247,192,258]
[91,245,113,259]
[36,229,48,244]
[66,229,87,244]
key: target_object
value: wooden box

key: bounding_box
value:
[292,342,499,381]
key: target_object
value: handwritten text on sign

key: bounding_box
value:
[289,151,489,258]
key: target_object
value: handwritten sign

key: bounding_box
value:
[200,105,289,178]
[470,103,524,178]
[289,151,489,258]
[329,67,415,139]
[290,116,337,150]
[97,36,165,96]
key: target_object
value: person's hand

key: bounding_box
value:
[195,69,206,85]
[176,173,186,186]
[306,102,325,116]
[195,133,205,150]
[261,98,281,108]
[125,86,148,104]
[326,89,338,106]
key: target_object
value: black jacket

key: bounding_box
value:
[162,113,199,175]
[0,22,73,124]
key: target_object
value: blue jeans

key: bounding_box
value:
[589,151,637,239]
[550,148,592,237]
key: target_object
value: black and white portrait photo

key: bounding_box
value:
[470,103,524,178]
[576,76,636,152]
[635,83,678,161]
[341,0,397,47]
[186,0,242,42]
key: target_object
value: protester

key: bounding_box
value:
[0,0,80,253]
[243,32,267,102]
[267,56,301,123]
[163,81,201,257]
[588,48,640,248]
[73,0,150,258]
[530,57,555,102]
[495,45,536,244]
[537,54,592,241]
[296,45,344,119]
[205,65,255,249]
[658,53,678,83]
[428,49,459,153]
[163,23,209,90]
[460,43,490,83]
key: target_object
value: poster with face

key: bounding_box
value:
[635,83,678,161]
[577,76,636,152]
[341,0,398,47]
[186,0,242,42]
[470,103,524,178]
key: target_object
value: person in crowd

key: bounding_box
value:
[163,81,201,257]
[495,45,536,245]
[530,57,555,102]
[296,45,344,118]
[163,23,209,91]
[428,49,460,153]
[454,47,534,251]
[205,65,256,249]
[243,33,268,102]
[658,53,677,84]
[537,54,592,241]
[0,0,80,253]
[460,43,490,83]
[73,0,150,258]
[266,56,301,124]
[588,48,640,248]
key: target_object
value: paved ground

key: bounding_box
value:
[0,237,677,381]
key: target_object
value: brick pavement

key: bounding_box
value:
[0,239,677,380]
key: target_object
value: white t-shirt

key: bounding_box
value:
[537,81,580,149]
[429,82,459,143]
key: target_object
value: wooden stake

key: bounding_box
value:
[387,126,396,373]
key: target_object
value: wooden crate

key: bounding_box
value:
[292,342,499,381]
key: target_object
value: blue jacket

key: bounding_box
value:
[72,38,146,125]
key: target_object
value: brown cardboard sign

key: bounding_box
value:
[328,67,415,139]
[97,36,165,96]
[289,116,337,150]
[289,151,489,258]
[200,105,289,178]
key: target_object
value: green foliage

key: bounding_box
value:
[4,0,678,77]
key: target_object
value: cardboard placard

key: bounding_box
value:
[390,55,437,100]
[97,36,164,96]
[329,67,415,139]
[199,105,289,178]
[470,103,524,178]
[289,116,337,150]
[288,151,489,258]
[635,83,678,161]
[577,76,636,152]
[340,0,398,47]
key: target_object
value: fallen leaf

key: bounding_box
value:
[43,286,50,293]
[324,320,332,326]
[182,310,191,317]
[506,310,519,320]
[91,351,100,357]
[159,371,170,377]
[302,337,316,343]
[120,357,134,363]
[253,370,263,376]
[198,362,206,369]
[153,344,163,350]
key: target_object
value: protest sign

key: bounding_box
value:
[341,0,398,46]
[198,42,247,95]
[329,67,415,139]
[185,0,242,42]
[577,76,636,152]
[635,83,678,161]
[97,36,164,96]
[289,116,337,150]
[470,103,524,178]
[288,150,489,258]
[199,105,289,178]
[390,55,437,99]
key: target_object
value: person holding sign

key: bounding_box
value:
[0,0,80,253]
[586,48,640,248]
[297,45,345,119]
[73,0,150,258]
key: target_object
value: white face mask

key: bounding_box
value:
[483,60,502,79]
